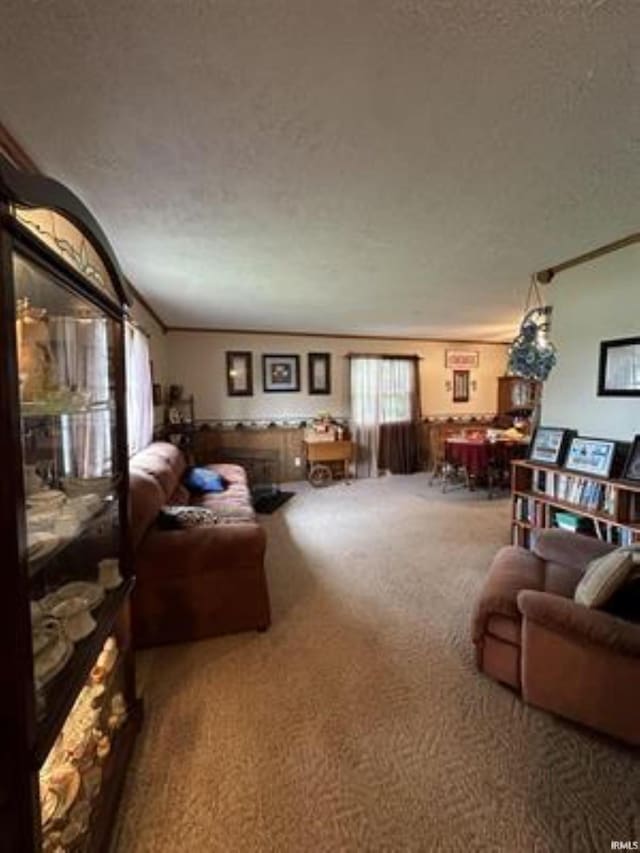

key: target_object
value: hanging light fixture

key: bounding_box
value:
[507,274,557,381]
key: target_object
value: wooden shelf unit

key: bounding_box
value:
[511,459,640,550]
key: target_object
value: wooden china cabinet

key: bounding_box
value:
[497,375,541,417]
[0,156,141,852]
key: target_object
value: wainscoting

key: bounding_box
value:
[193,417,495,483]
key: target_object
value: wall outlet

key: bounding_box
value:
[294,456,302,467]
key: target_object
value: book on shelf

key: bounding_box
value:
[529,469,615,514]
[514,496,544,527]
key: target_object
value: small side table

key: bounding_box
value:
[304,439,353,487]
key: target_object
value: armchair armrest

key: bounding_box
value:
[518,589,640,744]
[517,590,640,657]
[531,529,613,573]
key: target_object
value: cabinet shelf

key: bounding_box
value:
[21,401,115,419]
[28,492,119,579]
[33,578,134,768]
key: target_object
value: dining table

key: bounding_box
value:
[444,436,529,493]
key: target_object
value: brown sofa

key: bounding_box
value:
[129,442,270,647]
[472,529,640,745]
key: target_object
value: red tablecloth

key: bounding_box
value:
[445,439,526,478]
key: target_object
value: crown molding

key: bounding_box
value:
[0,122,39,173]
[166,325,511,346]
[126,281,167,334]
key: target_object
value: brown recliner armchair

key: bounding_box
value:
[472,529,640,745]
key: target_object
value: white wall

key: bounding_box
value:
[166,330,508,421]
[542,244,640,441]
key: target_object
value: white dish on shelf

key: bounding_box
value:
[61,476,113,499]
[66,493,102,521]
[27,531,60,560]
[40,581,105,612]
[50,597,96,642]
[26,507,58,533]
[34,632,73,685]
[98,558,122,590]
[32,616,60,656]
[26,489,67,510]
[52,511,82,539]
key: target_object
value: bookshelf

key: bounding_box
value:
[511,460,640,550]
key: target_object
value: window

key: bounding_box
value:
[351,357,415,425]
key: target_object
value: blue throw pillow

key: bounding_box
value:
[184,467,226,493]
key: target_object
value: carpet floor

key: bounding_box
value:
[113,474,639,853]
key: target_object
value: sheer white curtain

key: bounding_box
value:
[50,316,112,477]
[351,358,382,478]
[125,323,153,456]
[350,357,416,477]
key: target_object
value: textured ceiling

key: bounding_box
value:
[1,1,638,340]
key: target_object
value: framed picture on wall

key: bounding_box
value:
[262,354,300,392]
[597,337,640,396]
[308,353,331,395]
[452,370,470,403]
[528,427,576,466]
[445,349,479,369]
[226,351,253,396]
[564,436,617,478]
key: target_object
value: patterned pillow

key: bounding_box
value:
[574,546,640,608]
[157,505,216,530]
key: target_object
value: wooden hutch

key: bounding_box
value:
[0,155,140,851]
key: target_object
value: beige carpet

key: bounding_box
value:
[114,475,639,853]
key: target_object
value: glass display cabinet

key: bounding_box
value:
[0,155,141,852]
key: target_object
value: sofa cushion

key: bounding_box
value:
[189,463,256,523]
[130,442,186,501]
[158,505,217,529]
[129,442,188,547]
[184,466,226,493]
[532,529,613,572]
[574,546,640,608]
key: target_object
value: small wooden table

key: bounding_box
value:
[303,439,353,487]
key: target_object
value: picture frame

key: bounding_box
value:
[452,370,470,403]
[528,426,576,466]
[445,349,479,369]
[308,353,331,395]
[564,436,617,479]
[226,351,253,396]
[262,354,300,393]
[597,337,640,397]
[622,435,640,482]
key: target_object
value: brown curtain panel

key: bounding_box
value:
[377,358,422,474]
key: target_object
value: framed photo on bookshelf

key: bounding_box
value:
[528,426,575,466]
[564,436,617,479]
[622,435,640,482]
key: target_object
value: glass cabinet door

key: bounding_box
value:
[14,250,125,719]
